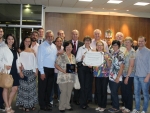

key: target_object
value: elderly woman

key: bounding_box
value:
[0,34,19,113]
[108,40,125,112]
[55,42,76,112]
[76,36,93,109]
[121,37,135,113]
[94,41,111,112]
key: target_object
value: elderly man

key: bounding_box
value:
[115,32,126,54]
[37,28,45,44]
[0,27,5,112]
[66,29,84,105]
[31,30,39,55]
[37,30,57,111]
[131,36,150,113]
[90,29,109,52]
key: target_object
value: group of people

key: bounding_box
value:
[0,27,150,113]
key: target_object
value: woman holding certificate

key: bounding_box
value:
[76,36,93,109]
[108,40,125,113]
[94,41,111,112]
[55,42,76,112]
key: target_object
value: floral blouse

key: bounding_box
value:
[123,48,135,77]
[56,52,76,84]
[109,49,125,82]
[93,52,111,77]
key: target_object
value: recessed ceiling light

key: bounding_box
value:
[114,9,117,10]
[90,7,93,9]
[126,10,129,11]
[103,8,105,9]
[107,0,123,4]
[79,0,92,1]
[134,2,150,6]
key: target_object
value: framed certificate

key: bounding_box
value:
[66,64,76,73]
[83,51,104,66]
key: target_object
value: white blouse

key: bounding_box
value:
[0,45,13,73]
[19,52,37,72]
[76,45,93,62]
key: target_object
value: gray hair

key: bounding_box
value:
[45,30,54,37]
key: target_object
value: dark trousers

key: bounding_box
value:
[73,89,80,102]
[95,77,109,108]
[88,75,94,101]
[78,66,93,107]
[109,80,121,110]
[121,77,134,110]
[38,67,54,108]
[0,87,4,107]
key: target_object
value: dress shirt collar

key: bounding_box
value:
[82,44,93,50]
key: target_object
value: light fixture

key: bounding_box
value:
[126,10,129,11]
[107,0,123,4]
[114,9,117,10]
[90,7,93,9]
[134,2,150,6]
[79,0,92,1]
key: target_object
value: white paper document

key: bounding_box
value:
[83,51,104,66]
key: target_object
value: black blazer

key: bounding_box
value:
[67,40,84,57]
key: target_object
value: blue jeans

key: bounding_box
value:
[134,76,149,112]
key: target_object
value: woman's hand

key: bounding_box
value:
[124,76,129,84]
[19,72,24,78]
[81,55,85,61]
[62,70,66,74]
[95,66,99,72]
[5,65,11,70]
[115,77,120,83]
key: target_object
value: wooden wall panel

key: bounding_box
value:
[45,13,150,48]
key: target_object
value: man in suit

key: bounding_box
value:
[57,30,67,45]
[37,28,45,44]
[67,29,84,105]
[0,27,5,112]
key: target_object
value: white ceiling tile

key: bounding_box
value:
[61,0,77,7]
[35,0,48,6]
[21,0,35,4]
[49,0,63,7]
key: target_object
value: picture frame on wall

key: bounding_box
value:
[105,29,112,38]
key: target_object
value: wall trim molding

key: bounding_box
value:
[45,6,150,18]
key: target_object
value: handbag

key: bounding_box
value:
[74,73,81,89]
[0,69,14,88]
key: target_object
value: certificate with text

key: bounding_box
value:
[83,51,104,66]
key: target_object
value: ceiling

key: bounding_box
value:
[0,0,150,13]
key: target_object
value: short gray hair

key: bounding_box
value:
[45,30,54,37]
[93,29,102,35]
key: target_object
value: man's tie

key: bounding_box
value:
[39,40,42,44]
[73,41,76,55]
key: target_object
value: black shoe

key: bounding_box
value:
[67,108,73,111]
[40,106,52,111]
[48,103,53,107]
[59,110,65,112]
[0,105,5,112]
[81,106,87,109]
[87,100,92,104]
[74,101,80,105]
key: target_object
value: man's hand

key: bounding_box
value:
[41,74,46,80]
[144,75,150,83]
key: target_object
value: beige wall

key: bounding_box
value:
[45,12,150,48]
